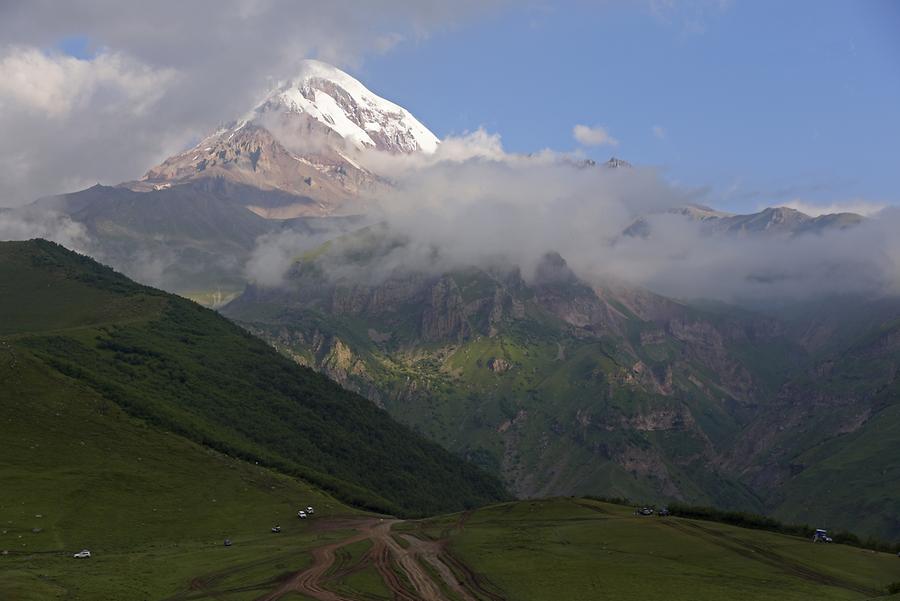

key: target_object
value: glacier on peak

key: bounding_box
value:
[253,59,439,155]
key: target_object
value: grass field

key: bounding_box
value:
[0,240,507,519]
[0,346,357,600]
[4,240,899,599]
[5,392,899,601]
[0,239,498,599]
[408,498,900,601]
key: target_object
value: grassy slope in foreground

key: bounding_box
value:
[0,239,506,518]
[0,346,358,600]
[407,498,900,601]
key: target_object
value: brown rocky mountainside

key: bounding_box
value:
[225,241,792,509]
[223,229,900,539]
[129,59,439,219]
[134,122,372,218]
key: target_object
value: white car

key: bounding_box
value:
[73,549,91,559]
[297,510,307,519]
[306,506,314,514]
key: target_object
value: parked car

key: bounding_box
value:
[224,539,233,547]
[271,526,281,533]
[812,529,833,543]
[658,507,670,517]
[298,510,307,519]
[73,549,91,559]
[639,507,654,516]
[306,506,315,514]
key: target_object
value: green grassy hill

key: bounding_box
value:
[0,240,894,600]
[405,498,900,601]
[0,239,506,520]
[0,341,356,599]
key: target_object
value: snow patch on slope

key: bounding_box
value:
[257,59,439,154]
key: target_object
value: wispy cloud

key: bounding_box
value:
[249,138,900,305]
[0,47,176,119]
[573,124,619,147]
[0,0,508,206]
[652,125,666,140]
[0,206,92,252]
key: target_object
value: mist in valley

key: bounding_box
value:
[245,134,900,309]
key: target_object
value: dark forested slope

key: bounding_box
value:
[0,239,506,517]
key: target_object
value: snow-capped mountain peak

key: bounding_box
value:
[254,59,439,154]
[134,60,439,218]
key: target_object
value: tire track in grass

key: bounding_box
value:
[180,516,508,601]
[660,519,882,597]
[369,538,421,601]
[164,547,312,600]
[400,534,478,601]
[255,518,376,601]
[438,547,508,601]
[379,524,450,601]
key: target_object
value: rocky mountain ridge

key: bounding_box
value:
[625,204,865,238]
[132,60,438,218]
[222,227,900,538]
[224,235,788,505]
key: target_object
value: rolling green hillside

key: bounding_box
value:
[0,341,357,599]
[2,242,897,600]
[0,239,506,519]
[405,498,900,601]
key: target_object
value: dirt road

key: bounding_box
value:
[256,516,504,601]
[174,516,505,601]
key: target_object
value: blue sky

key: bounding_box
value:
[43,1,899,215]
[354,1,900,213]
[56,34,96,59]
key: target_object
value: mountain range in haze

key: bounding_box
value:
[13,58,877,298]
[4,59,899,541]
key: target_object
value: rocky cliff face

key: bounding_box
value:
[223,227,900,537]
[224,239,791,509]
[138,124,369,217]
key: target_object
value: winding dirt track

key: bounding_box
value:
[229,516,505,601]
[254,519,377,601]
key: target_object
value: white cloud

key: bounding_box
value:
[0,47,182,206]
[0,47,176,119]
[0,0,507,206]
[652,125,666,140]
[573,124,619,147]
[354,128,507,177]
[250,149,900,303]
[779,198,889,217]
[0,206,92,252]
